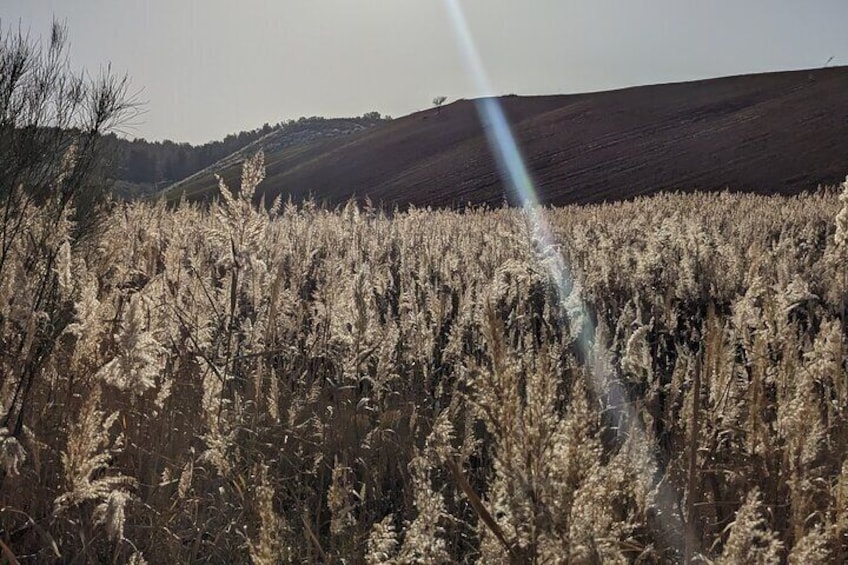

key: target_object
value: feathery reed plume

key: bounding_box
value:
[717,489,782,564]
[249,463,291,564]
[53,385,135,534]
[0,427,26,476]
[96,295,163,399]
[366,514,399,565]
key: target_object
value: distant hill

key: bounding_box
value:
[159,116,383,199]
[163,67,848,207]
[106,114,389,199]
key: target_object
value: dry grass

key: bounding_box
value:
[0,154,846,563]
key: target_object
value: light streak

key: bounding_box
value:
[441,0,689,558]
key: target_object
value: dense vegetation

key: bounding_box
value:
[1,149,847,562]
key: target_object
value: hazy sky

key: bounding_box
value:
[5,1,848,144]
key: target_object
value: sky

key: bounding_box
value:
[4,0,848,144]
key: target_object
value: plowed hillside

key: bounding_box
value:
[165,67,848,208]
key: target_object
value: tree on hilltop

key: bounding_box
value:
[433,96,447,115]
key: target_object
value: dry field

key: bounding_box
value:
[1,153,848,563]
[166,67,848,210]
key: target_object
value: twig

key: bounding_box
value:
[444,456,523,563]
[301,513,329,563]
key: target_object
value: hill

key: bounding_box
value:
[107,114,390,199]
[163,67,848,207]
[161,116,381,197]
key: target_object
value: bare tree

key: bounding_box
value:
[0,20,137,442]
[432,95,447,115]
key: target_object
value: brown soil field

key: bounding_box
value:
[166,66,848,208]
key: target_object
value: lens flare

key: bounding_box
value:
[442,0,689,557]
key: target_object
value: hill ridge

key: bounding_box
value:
[165,66,848,207]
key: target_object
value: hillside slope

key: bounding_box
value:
[165,67,848,207]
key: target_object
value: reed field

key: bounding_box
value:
[1,152,848,563]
